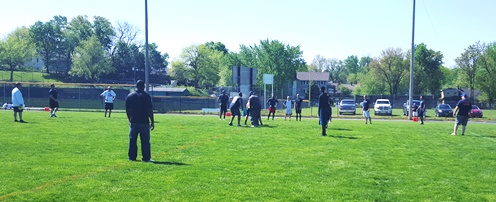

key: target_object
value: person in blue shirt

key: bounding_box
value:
[217,90,229,120]
[229,92,243,126]
[318,86,331,136]
[418,95,426,124]
[452,93,471,136]
[362,95,371,124]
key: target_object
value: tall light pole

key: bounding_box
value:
[145,0,150,93]
[408,0,416,120]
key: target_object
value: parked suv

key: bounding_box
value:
[374,99,392,116]
[403,100,420,116]
[338,99,356,115]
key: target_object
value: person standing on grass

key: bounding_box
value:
[101,86,117,118]
[452,93,471,136]
[362,95,372,124]
[12,82,26,123]
[328,95,334,124]
[248,91,262,127]
[283,96,293,121]
[318,86,330,136]
[229,92,243,126]
[294,94,303,121]
[218,90,229,120]
[48,84,59,118]
[267,95,278,120]
[126,80,155,162]
[418,95,426,124]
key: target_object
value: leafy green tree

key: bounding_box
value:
[70,35,112,82]
[477,42,496,107]
[455,41,484,103]
[370,48,409,95]
[176,44,223,88]
[343,55,361,84]
[145,43,169,84]
[204,41,228,55]
[93,16,115,52]
[169,60,193,86]
[310,55,328,72]
[412,43,444,95]
[0,27,37,81]
[111,41,140,81]
[326,58,346,84]
[30,16,68,73]
[237,39,306,91]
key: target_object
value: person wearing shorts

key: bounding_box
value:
[283,96,293,121]
[218,90,229,120]
[362,95,371,124]
[229,92,243,126]
[294,94,303,121]
[452,93,471,136]
[12,82,26,123]
[267,95,278,120]
[49,84,59,118]
[101,86,116,117]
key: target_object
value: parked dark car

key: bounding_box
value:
[338,99,356,115]
[435,104,453,117]
[470,105,483,118]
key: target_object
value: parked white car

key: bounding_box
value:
[374,99,392,116]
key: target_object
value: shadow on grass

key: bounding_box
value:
[152,161,190,166]
[329,135,359,139]
[329,127,351,131]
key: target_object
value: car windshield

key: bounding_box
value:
[472,105,479,109]
[376,101,389,104]
[341,101,355,105]
[439,104,451,109]
[411,101,420,106]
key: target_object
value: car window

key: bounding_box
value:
[376,101,390,104]
[341,101,355,105]
[439,105,450,109]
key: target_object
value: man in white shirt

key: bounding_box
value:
[100,86,117,117]
[12,82,26,123]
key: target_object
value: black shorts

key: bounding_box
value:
[13,106,23,112]
[220,106,228,113]
[105,103,114,110]
[50,100,59,109]
[296,109,302,113]
[231,108,241,116]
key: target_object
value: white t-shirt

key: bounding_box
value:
[12,87,24,107]
[101,90,116,103]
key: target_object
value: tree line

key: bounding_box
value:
[0,15,495,106]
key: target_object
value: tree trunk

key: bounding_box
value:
[9,65,15,82]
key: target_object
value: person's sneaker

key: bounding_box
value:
[237,124,241,127]
[14,120,18,122]
[365,122,368,124]
[451,132,456,136]
[143,159,154,162]
[229,122,233,126]
[321,134,327,136]
[462,133,465,136]
[19,120,27,123]
[53,114,57,117]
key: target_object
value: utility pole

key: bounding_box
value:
[408,0,416,120]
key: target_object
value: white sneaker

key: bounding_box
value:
[451,133,456,136]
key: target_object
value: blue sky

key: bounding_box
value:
[1,0,494,68]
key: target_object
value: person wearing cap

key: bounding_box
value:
[49,84,59,118]
[229,92,244,126]
[452,93,471,136]
[101,86,117,118]
[283,96,293,121]
[125,80,155,162]
[362,95,372,124]
[217,90,229,120]
[12,82,26,123]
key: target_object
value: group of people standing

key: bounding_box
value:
[10,82,60,123]
[218,91,306,127]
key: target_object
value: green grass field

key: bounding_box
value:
[0,70,59,83]
[1,110,495,201]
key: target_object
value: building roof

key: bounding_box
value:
[296,72,329,81]
[153,87,188,93]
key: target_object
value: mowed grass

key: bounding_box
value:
[1,110,496,201]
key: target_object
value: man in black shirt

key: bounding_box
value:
[229,92,243,126]
[126,80,155,162]
[218,90,229,120]
[318,87,331,136]
[452,93,471,136]
[248,91,262,127]
[49,84,59,118]
[267,95,278,120]
[294,94,303,121]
